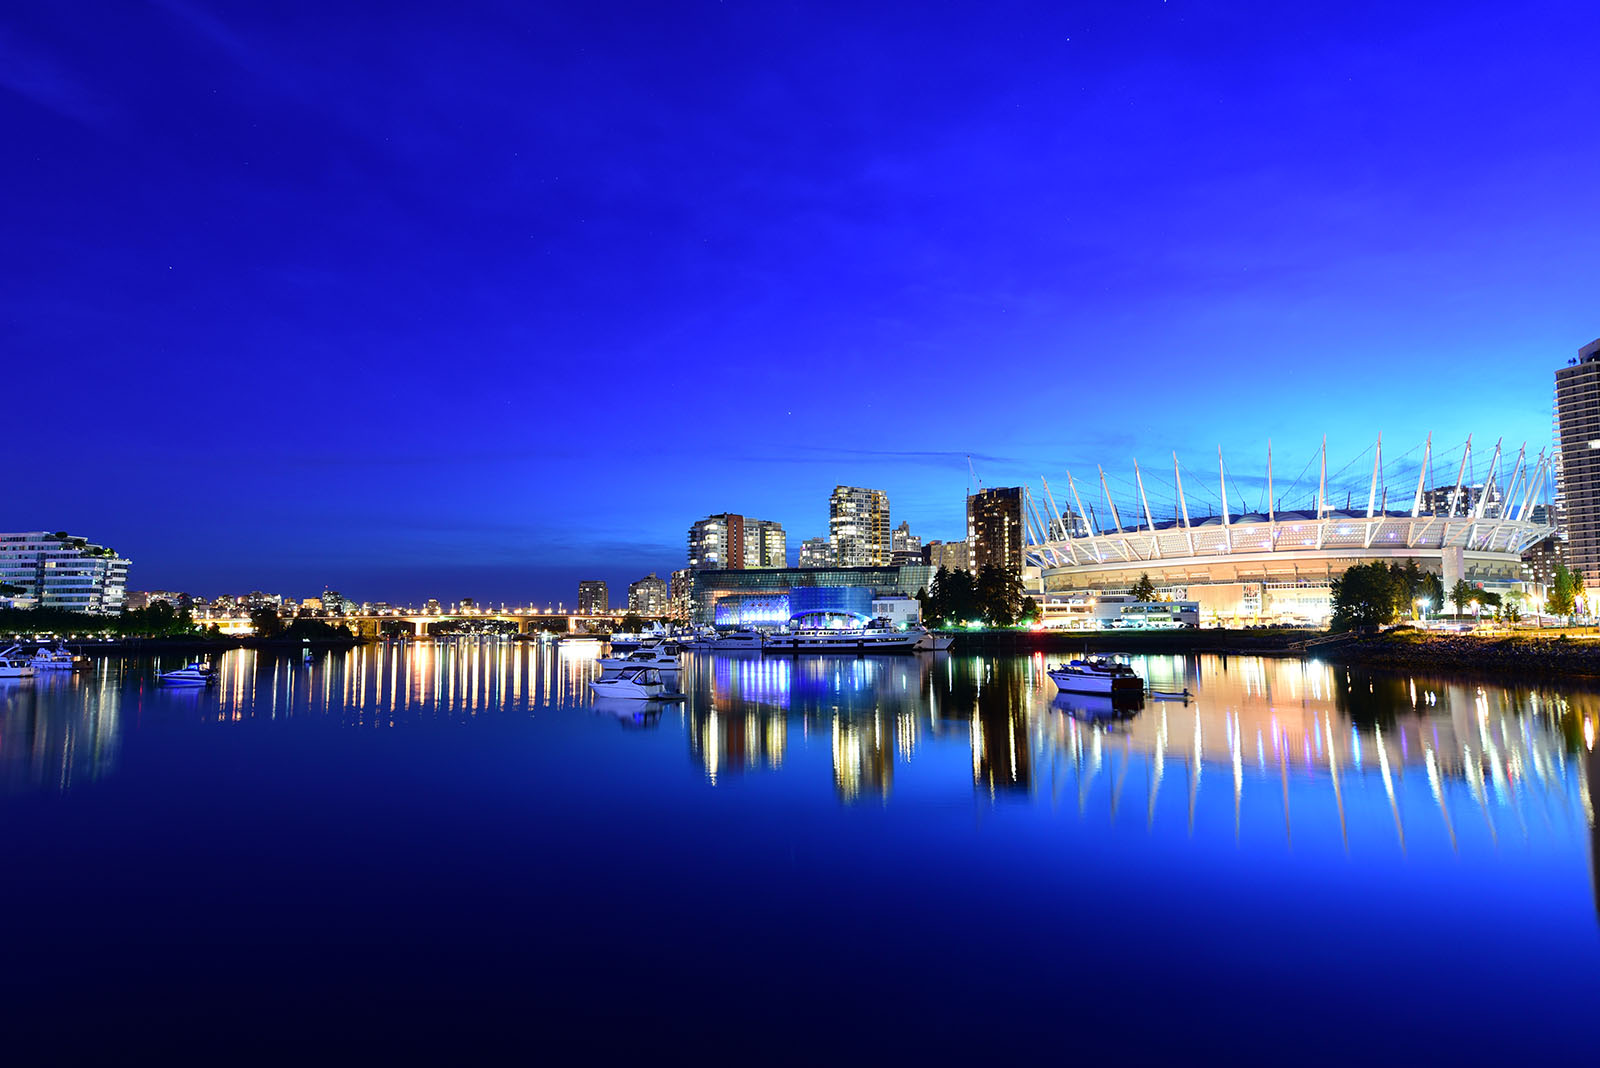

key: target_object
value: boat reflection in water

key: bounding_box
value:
[0,670,123,795]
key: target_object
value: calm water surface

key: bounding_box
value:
[2,641,1596,1059]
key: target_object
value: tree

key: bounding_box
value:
[975,565,1025,626]
[1129,573,1156,602]
[1449,579,1475,618]
[936,567,979,626]
[0,582,24,597]
[1019,596,1039,624]
[1548,564,1578,619]
[616,612,647,633]
[250,606,285,638]
[917,567,952,626]
[1330,562,1399,632]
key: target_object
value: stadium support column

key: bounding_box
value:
[1441,546,1465,595]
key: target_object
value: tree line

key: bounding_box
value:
[916,565,1038,628]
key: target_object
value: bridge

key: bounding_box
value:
[189,609,663,638]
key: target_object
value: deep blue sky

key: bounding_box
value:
[5,1,1597,604]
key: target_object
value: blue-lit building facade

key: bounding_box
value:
[692,565,934,627]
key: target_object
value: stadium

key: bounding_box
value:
[1022,435,1555,625]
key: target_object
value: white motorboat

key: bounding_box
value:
[159,661,215,686]
[763,621,923,654]
[609,623,671,652]
[913,631,955,652]
[588,666,680,701]
[30,644,82,671]
[1047,657,1144,697]
[0,646,36,679]
[597,647,682,673]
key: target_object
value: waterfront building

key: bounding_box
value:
[668,568,694,621]
[1522,534,1565,601]
[689,563,934,625]
[1026,435,1553,625]
[968,487,1025,576]
[1556,338,1600,598]
[797,537,832,568]
[829,486,890,566]
[0,531,131,613]
[577,580,608,615]
[922,539,971,573]
[890,521,922,566]
[628,572,670,615]
[688,514,787,569]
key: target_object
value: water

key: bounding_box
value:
[2,642,1596,1059]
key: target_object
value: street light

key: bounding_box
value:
[1415,597,1430,622]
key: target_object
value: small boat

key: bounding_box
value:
[30,644,82,671]
[159,661,215,686]
[1047,657,1144,696]
[0,646,36,679]
[589,666,680,701]
[597,647,681,673]
[914,631,955,652]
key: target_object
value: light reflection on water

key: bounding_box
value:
[3,643,1596,864]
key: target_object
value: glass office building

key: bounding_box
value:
[690,564,933,625]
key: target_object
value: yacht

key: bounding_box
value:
[588,666,681,701]
[704,629,765,651]
[1047,657,1144,697]
[0,646,36,679]
[609,623,671,652]
[913,632,955,652]
[159,661,215,686]
[30,645,83,671]
[597,647,682,673]
[763,620,923,654]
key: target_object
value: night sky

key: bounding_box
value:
[5,1,1597,604]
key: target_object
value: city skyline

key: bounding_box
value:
[5,2,1596,602]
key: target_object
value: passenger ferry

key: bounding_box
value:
[763,620,924,654]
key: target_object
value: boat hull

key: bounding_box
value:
[764,633,921,653]
[1047,671,1144,696]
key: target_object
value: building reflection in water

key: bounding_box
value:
[682,654,931,800]
[0,671,122,795]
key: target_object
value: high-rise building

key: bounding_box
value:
[968,487,1025,576]
[0,531,131,613]
[689,514,786,569]
[1555,338,1600,593]
[829,486,890,567]
[797,537,831,568]
[668,568,694,621]
[922,539,971,573]
[577,580,608,615]
[744,519,787,569]
[890,521,922,566]
[628,572,669,615]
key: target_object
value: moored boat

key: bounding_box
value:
[597,647,682,673]
[0,646,36,679]
[159,661,215,686]
[763,622,923,654]
[588,666,680,700]
[29,644,84,671]
[1047,657,1144,697]
[913,631,955,652]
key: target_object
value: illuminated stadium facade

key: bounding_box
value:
[1023,436,1555,624]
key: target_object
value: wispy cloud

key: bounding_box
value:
[0,29,110,126]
